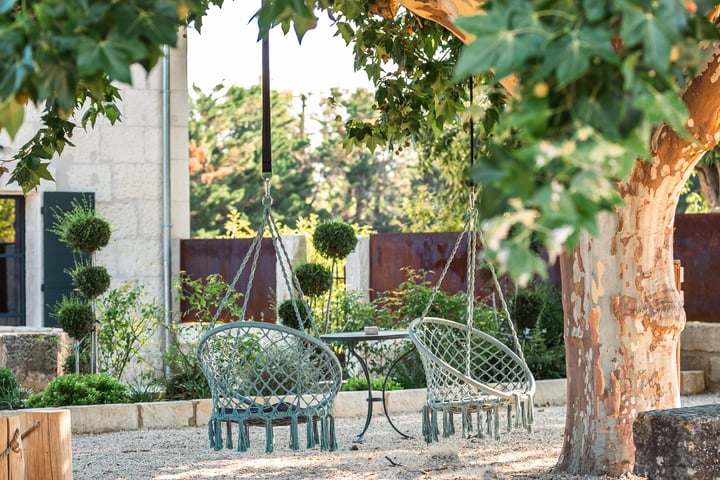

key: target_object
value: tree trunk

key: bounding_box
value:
[556,44,720,473]
[557,188,687,474]
[695,161,720,210]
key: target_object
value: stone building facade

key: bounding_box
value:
[0,38,190,382]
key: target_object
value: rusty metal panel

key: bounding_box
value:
[674,213,720,323]
[179,238,276,323]
[369,232,508,301]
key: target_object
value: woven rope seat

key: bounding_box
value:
[409,316,535,442]
[407,182,536,443]
[198,321,342,453]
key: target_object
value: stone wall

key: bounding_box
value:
[681,322,720,392]
[0,327,70,391]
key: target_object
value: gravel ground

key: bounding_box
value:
[72,393,720,480]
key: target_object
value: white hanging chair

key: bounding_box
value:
[408,190,536,443]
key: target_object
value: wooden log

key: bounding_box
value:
[20,409,72,480]
[0,411,26,480]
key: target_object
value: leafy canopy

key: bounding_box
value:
[4,0,720,281]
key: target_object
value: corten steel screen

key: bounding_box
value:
[180,238,277,323]
[674,212,720,323]
[368,232,513,302]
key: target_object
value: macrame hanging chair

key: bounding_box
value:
[195,31,343,454]
[408,79,536,443]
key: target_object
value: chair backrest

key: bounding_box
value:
[409,316,536,400]
[197,321,342,420]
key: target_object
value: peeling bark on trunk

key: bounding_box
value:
[557,48,720,474]
[557,189,687,475]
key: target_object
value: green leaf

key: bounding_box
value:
[582,0,607,22]
[0,98,25,139]
[454,4,547,80]
[99,43,133,84]
[619,2,673,72]
[634,88,690,140]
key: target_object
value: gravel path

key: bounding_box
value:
[72,393,720,480]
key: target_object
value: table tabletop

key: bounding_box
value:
[320,329,409,343]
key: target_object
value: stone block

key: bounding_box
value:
[67,404,139,434]
[194,398,213,427]
[708,357,720,385]
[681,322,720,353]
[680,369,706,395]
[0,328,70,391]
[634,404,720,480]
[333,390,384,418]
[138,400,194,429]
[384,388,425,414]
[534,378,567,406]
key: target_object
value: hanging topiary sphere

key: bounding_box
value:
[70,264,111,299]
[52,295,95,340]
[51,199,112,254]
[312,221,358,260]
[277,298,312,331]
[64,216,111,253]
[295,262,332,297]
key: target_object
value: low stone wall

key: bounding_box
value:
[0,327,70,391]
[681,322,720,392]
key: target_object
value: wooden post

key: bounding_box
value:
[0,411,26,480]
[674,259,684,386]
[20,409,72,480]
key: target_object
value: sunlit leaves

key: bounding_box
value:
[0,97,25,138]
[454,3,548,81]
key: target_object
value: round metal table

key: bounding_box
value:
[321,330,414,442]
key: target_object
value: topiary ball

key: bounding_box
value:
[52,295,95,340]
[312,221,358,260]
[70,264,111,299]
[277,298,312,331]
[64,216,111,253]
[52,199,111,254]
[295,262,333,297]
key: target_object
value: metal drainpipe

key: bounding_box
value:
[161,44,173,377]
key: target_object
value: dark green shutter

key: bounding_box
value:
[42,192,93,327]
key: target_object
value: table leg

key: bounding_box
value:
[347,344,373,443]
[382,346,415,439]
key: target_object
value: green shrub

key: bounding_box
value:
[161,323,210,400]
[295,262,333,297]
[50,197,111,254]
[174,272,244,322]
[68,263,111,299]
[51,295,95,340]
[341,376,402,392]
[511,283,566,379]
[277,298,313,331]
[97,281,160,379]
[26,373,130,407]
[312,221,357,260]
[0,368,28,409]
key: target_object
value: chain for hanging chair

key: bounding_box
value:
[205,177,319,337]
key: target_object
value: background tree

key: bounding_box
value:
[312,88,417,231]
[188,84,313,237]
[694,144,720,210]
